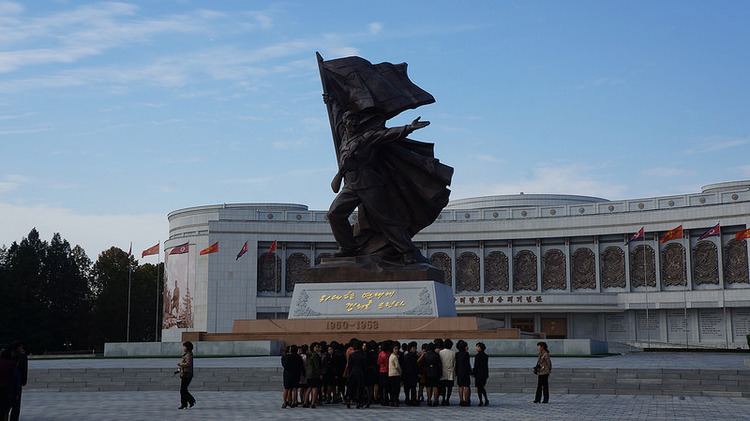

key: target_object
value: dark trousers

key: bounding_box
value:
[534,374,549,403]
[180,374,195,406]
[404,384,417,404]
[9,388,21,421]
[388,376,401,403]
[327,186,416,254]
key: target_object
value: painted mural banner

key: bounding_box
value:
[162,243,195,329]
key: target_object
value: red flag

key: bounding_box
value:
[626,227,645,245]
[698,224,721,241]
[267,240,277,254]
[736,228,750,241]
[169,242,189,255]
[236,241,248,261]
[200,242,219,256]
[660,225,684,244]
[141,243,160,257]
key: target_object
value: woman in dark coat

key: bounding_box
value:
[421,343,442,407]
[472,342,489,406]
[402,342,419,406]
[455,340,472,406]
[282,345,302,408]
[177,341,196,410]
[364,340,378,404]
[346,339,367,408]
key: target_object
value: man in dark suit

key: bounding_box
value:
[9,341,27,421]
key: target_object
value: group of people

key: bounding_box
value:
[281,338,497,409]
[0,341,27,421]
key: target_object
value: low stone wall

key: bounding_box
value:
[27,367,750,398]
[103,341,283,357]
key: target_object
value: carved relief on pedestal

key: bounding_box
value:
[601,246,626,288]
[572,248,596,290]
[513,250,538,291]
[456,252,480,292]
[429,252,452,286]
[542,249,566,290]
[693,241,719,285]
[286,253,311,293]
[484,251,509,292]
[724,239,750,284]
[630,244,656,288]
[660,243,687,287]
[257,253,281,292]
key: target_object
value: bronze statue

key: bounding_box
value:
[317,53,453,265]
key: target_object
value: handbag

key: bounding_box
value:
[533,364,540,375]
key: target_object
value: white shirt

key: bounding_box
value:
[439,348,455,381]
[388,353,401,377]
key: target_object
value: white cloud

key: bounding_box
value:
[0,1,23,15]
[0,174,27,193]
[368,22,383,35]
[475,154,504,163]
[640,167,688,177]
[685,137,749,154]
[0,201,167,259]
[452,164,627,200]
[735,165,750,178]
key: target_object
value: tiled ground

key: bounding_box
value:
[20,391,750,421]
[29,352,750,370]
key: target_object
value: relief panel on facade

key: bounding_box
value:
[484,251,509,292]
[257,253,281,293]
[572,248,596,290]
[601,246,626,288]
[542,249,566,290]
[513,250,538,291]
[692,241,719,285]
[285,253,310,293]
[724,239,750,284]
[630,244,656,288]
[430,252,452,286]
[456,252,480,292]
[660,243,687,287]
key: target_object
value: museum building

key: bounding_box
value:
[162,180,750,349]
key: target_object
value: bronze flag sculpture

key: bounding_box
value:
[317,53,454,265]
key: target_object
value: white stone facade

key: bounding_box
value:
[164,181,750,348]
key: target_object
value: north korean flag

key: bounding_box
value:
[236,241,248,261]
[626,227,645,245]
[698,224,721,241]
[169,242,189,255]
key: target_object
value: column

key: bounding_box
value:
[479,240,485,293]
[280,242,287,295]
[508,240,514,292]
[654,233,661,291]
[624,234,631,291]
[685,230,693,290]
[536,239,542,292]
[451,242,457,294]
[564,238,572,293]
[594,236,602,292]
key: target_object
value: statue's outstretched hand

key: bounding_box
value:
[408,116,430,133]
[322,93,330,104]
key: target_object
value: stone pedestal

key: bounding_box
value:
[289,280,456,319]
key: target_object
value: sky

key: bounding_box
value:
[1,1,749,259]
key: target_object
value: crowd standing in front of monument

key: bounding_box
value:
[279,338,553,410]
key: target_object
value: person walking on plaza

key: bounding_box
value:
[472,342,489,406]
[321,344,335,404]
[402,342,419,406]
[533,341,551,404]
[177,341,196,410]
[422,343,442,407]
[8,342,26,421]
[387,343,402,407]
[455,340,472,406]
[438,338,456,405]
[0,349,19,421]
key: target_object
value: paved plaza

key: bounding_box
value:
[28,352,750,370]
[21,390,750,420]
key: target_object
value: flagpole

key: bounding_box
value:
[683,231,688,350]
[126,258,132,343]
[644,233,650,349]
[155,245,161,342]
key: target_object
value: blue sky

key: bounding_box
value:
[1,1,749,257]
